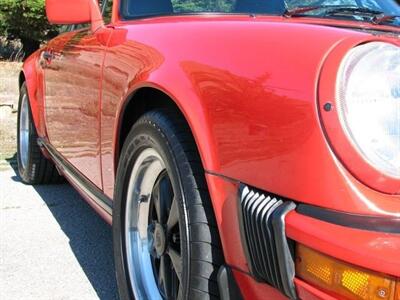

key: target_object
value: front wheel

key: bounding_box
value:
[113,110,223,299]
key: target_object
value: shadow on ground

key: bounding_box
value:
[9,163,119,300]
[5,152,17,170]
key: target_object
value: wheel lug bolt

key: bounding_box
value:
[172,233,180,243]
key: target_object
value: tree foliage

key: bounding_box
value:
[0,0,56,57]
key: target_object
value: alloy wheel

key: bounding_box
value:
[125,148,182,299]
[19,94,30,169]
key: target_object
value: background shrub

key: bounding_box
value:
[0,0,57,59]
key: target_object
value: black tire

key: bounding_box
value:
[113,109,224,300]
[17,83,63,184]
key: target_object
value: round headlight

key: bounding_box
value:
[336,42,400,179]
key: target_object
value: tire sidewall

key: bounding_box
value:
[113,117,190,300]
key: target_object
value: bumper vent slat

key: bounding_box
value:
[238,185,297,299]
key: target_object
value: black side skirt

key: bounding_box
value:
[37,138,113,215]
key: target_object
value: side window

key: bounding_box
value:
[59,25,73,33]
[287,0,357,8]
[101,0,114,23]
[171,0,235,13]
[74,24,90,31]
[287,0,387,11]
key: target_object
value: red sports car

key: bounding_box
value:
[17,0,400,299]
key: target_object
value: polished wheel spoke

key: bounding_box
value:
[167,196,179,231]
[158,255,173,298]
[170,265,180,299]
[154,175,173,224]
[147,224,157,258]
[177,285,183,300]
[150,172,182,299]
[147,222,155,237]
[167,246,182,282]
[153,182,164,223]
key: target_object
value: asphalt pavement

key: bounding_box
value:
[0,167,119,300]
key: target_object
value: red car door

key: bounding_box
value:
[42,28,107,188]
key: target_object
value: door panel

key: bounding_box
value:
[44,29,106,188]
[100,28,164,199]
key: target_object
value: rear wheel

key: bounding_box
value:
[113,110,223,299]
[17,83,63,184]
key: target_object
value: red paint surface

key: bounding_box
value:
[43,29,111,188]
[205,174,248,271]
[45,0,104,32]
[232,269,288,300]
[21,2,400,299]
[295,278,338,300]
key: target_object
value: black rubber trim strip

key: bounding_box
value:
[272,202,297,300]
[237,185,260,280]
[205,170,240,184]
[217,265,243,300]
[297,204,400,234]
[37,138,113,215]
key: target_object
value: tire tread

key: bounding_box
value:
[116,108,224,299]
[155,109,224,299]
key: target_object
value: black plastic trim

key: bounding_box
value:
[297,204,400,234]
[237,185,297,299]
[37,138,113,215]
[237,185,260,280]
[272,202,297,300]
[217,265,243,300]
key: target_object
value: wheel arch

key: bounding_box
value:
[18,71,26,89]
[114,84,219,175]
[19,50,45,137]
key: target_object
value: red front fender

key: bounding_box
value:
[21,50,47,138]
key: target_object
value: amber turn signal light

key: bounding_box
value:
[295,244,399,300]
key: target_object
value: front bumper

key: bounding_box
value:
[206,173,400,300]
[286,210,400,279]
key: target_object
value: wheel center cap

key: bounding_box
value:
[153,223,166,256]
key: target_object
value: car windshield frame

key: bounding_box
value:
[119,0,400,26]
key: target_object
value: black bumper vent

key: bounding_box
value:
[238,185,297,299]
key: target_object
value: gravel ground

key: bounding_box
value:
[0,167,119,300]
[0,62,20,170]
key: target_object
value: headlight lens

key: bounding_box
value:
[337,42,400,179]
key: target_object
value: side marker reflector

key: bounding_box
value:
[296,244,399,300]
